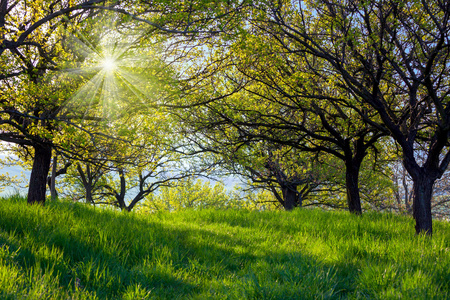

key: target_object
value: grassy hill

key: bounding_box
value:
[0,196,449,299]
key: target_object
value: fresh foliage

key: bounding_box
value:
[0,196,449,299]
[1,0,450,237]
[166,0,450,234]
[139,178,281,212]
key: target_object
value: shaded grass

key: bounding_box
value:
[0,195,449,299]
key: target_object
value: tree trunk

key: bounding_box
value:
[345,161,362,214]
[282,186,297,211]
[412,175,434,235]
[50,154,57,201]
[116,169,127,210]
[85,186,94,204]
[27,143,52,205]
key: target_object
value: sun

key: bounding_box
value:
[100,57,116,72]
[63,21,156,120]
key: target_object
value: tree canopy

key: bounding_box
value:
[1,0,450,236]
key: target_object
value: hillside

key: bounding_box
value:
[0,196,449,299]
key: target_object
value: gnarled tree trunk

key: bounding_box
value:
[282,185,298,211]
[345,159,362,215]
[27,143,52,205]
[412,175,434,235]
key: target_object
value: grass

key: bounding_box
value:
[0,195,449,299]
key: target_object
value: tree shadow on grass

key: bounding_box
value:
[167,223,362,299]
[1,204,448,299]
[172,209,450,298]
[0,206,399,299]
[0,205,355,299]
[0,205,199,299]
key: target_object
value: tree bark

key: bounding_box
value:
[85,185,94,204]
[76,163,95,204]
[282,185,298,211]
[412,175,434,235]
[116,169,127,210]
[50,154,57,201]
[345,160,362,215]
[403,170,412,214]
[27,143,52,205]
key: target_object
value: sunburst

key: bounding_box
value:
[100,57,117,73]
[59,15,163,122]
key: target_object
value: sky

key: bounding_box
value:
[0,151,241,199]
[0,154,29,196]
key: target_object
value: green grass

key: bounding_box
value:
[0,195,449,299]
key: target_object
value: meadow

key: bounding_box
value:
[0,195,449,299]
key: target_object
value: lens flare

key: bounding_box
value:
[101,57,116,72]
[61,20,157,121]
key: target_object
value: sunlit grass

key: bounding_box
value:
[0,195,449,299]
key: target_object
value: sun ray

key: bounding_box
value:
[57,13,167,126]
[115,73,151,108]
[64,71,106,117]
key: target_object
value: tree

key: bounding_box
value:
[140,178,230,212]
[211,138,341,210]
[0,1,123,204]
[238,145,322,210]
[0,0,247,205]
[99,146,207,212]
[172,5,387,214]
[140,177,281,213]
[248,0,450,234]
